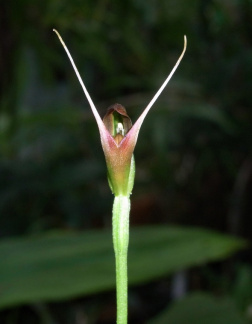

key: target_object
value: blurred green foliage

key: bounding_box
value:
[1,0,252,323]
[148,292,246,324]
[0,226,244,309]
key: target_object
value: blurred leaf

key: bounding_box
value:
[0,226,245,309]
[148,292,246,324]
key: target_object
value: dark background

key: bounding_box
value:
[1,0,252,323]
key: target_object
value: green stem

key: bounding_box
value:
[112,195,131,324]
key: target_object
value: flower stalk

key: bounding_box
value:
[54,29,186,323]
[113,196,130,323]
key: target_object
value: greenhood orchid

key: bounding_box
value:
[53,29,186,196]
[54,30,186,324]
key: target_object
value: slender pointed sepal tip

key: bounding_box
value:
[53,29,67,48]
[53,29,106,136]
[126,35,187,150]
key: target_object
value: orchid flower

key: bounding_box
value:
[54,29,186,324]
[53,29,186,196]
